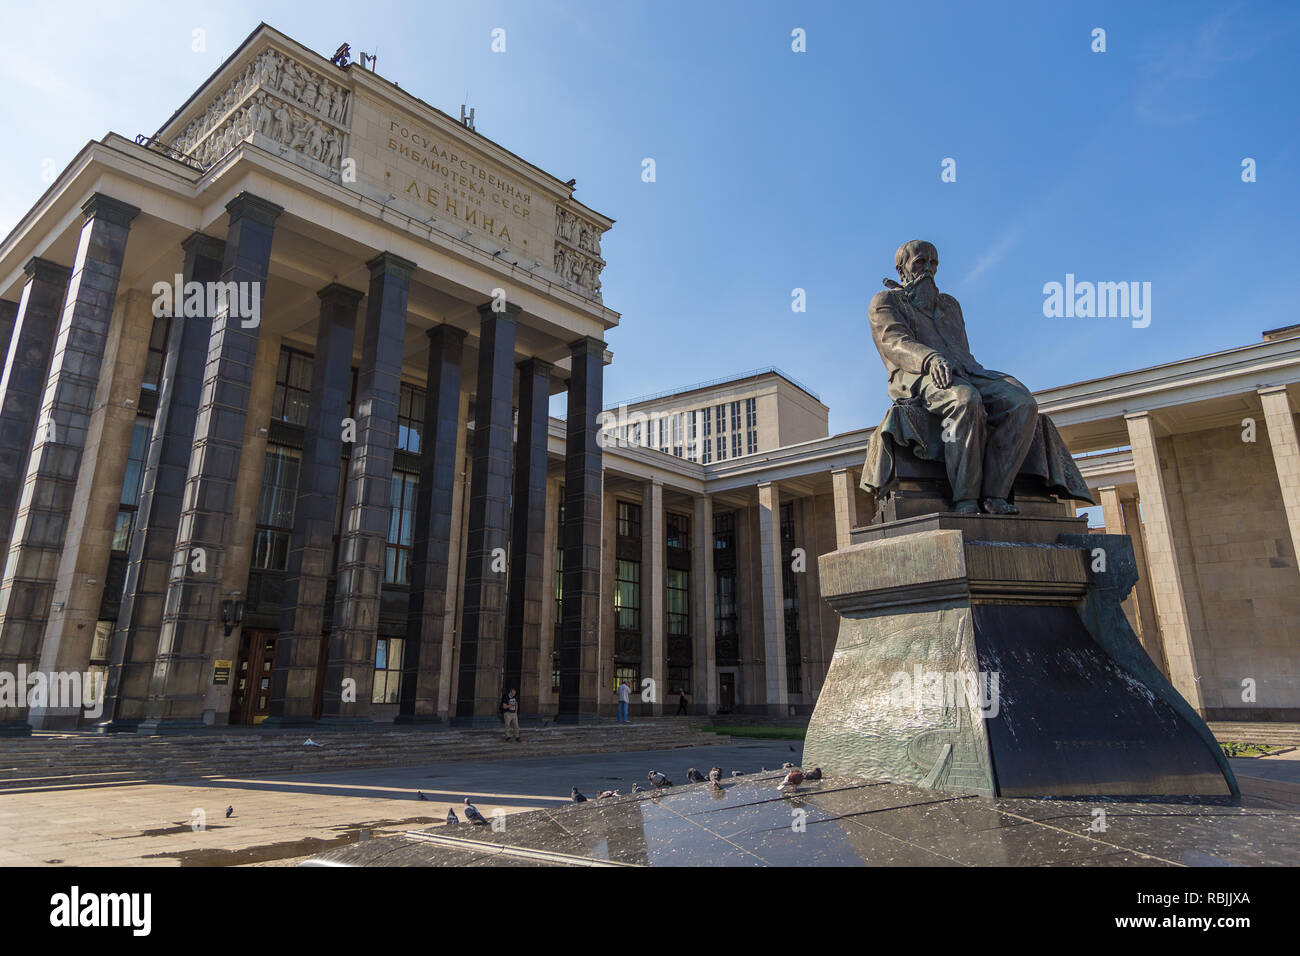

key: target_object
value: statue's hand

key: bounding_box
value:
[928,355,952,389]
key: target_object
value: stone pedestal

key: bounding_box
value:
[804,513,1237,798]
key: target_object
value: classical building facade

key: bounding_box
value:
[0,26,1297,733]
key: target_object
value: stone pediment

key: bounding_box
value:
[148,26,610,303]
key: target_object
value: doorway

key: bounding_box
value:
[718,672,735,714]
[232,629,277,725]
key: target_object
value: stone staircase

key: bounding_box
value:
[0,718,722,793]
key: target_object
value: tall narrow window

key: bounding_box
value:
[271,347,313,426]
[614,559,641,631]
[666,512,690,550]
[730,401,742,433]
[385,472,418,584]
[141,314,169,392]
[732,432,742,458]
[372,637,405,703]
[397,382,425,453]
[112,418,153,551]
[667,568,690,636]
[617,501,641,539]
[252,446,301,570]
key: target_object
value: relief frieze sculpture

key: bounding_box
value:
[554,207,606,300]
[160,47,349,172]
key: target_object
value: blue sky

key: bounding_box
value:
[2,1,1296,434]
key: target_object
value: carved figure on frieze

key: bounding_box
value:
[271,104,292,143]
[554,247,568,279]
[259,50,280,88]
[323,130,341,167]
[330,90,349,123]
[288,114,312,152]
[300,77,318,111]
[316,86,334,118]
[307,121,325,161]
[252,93,272,136]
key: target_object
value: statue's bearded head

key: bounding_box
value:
[894,240,939,287]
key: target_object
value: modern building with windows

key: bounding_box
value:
[1,25,1298,734]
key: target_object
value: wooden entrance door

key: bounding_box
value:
[718,672,735,714]
[232,629,278,725]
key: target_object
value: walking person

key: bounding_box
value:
[676,688,689,716]
[501,688,521,742]
[617,679,630,724]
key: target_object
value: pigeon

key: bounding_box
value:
[647,770,673,788]
[225,805,233,819]
[463,798,488,826]
[598,790,620,800]
[304,738,324,747]
[686,768,707,783]
[789,745,796,752]
[708,767,723,791]
[778,768,805,789]
[782,762,795,769]
[805,767,823,781]
[631,784,644,793]
[571,787,588,803]
[731,770,744,777]
[760,766,768,772]
[446,808,459,825]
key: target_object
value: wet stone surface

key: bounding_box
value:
[309,773,1300,867]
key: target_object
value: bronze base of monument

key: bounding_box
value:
[803,512,1237,798]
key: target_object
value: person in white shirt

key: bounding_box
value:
[617,680,631,724]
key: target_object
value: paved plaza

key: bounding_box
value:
[2,737,1298,867]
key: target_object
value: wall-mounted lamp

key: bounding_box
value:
[221,591,245,637]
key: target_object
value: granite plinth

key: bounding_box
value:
[804,513,1236,798]
[303,773,1297,867]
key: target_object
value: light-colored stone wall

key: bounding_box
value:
[1160,421,1300,714]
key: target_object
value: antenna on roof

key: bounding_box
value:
[358,48,378,71]
[460,105,476,131]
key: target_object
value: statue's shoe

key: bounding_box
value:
[953,499,980,515]
[981,497,1019,515]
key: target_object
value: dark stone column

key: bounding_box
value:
[265,284,363,727]
[0,195,137,736]
[321,253,412,722]
[558,336,604,721]
[397,324,466,723]
[505,357,552,717]
[0,259,70,568]
[0,300,17,369]
[455,303,518,722]
[138,192,281,734]
[99,233,226,730]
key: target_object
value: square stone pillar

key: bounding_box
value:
[265,283,363,726]
[455,303,518,721]
[757,480,789,715]
[1095,484,1143,639]
[692,494,716,714]
[397,324,466,723]
[640,478,665,715]
[830,467,859,551]
[558,336,604,720]
[505,357,552,717]
[31,289,155,729]
[537,475,561,718]
[1120,494,1164,670]
[100,233,226,729]
[436,388,471,718]
[0,194,138,735]
[139,192,282,733]
[0,300,16,361]
[0,259,69,572]
[1125,412,1204,711]
[1259,385,1300,564]
[323,253,413,722]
